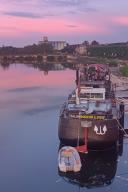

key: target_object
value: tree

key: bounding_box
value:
[83,41,89,46]
[91,40,99,46]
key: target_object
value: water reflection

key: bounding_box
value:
[58,144,123,189]
[0,61,75,72]
[0,61,10,70]
[0,62,128,192]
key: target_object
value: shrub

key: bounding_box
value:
[120,65,128,77]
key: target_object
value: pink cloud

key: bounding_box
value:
[1,13,125,43]
[0,15,110,38]
[114,16,128,26]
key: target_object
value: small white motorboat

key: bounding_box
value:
[58,146,82,173]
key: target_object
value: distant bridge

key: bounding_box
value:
[0,54,77,63]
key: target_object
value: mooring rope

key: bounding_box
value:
[116,118,128,137]
[77,112,80,147]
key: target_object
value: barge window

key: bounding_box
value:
[93,93,103,98]
[80,93,103,99]
[80,93,90,98]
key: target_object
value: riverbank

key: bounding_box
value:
[111,73,128,90]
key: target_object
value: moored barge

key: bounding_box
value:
[58,64,124,150]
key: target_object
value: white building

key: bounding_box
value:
[38,36,67,50]
[50,41,67,50]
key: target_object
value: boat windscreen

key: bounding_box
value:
[80,93,104,99]
[67,101,112,114]
[86,101,112,114]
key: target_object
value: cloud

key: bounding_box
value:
[7,86,43,92]
[78,7,98,13]
[114,16,128,26]
[0,0,128,45]
[43,0,98,14]
[66,24,78,28]
[43,0,87,7]
[4,11,41,18]
[67,11,77,15]
[0,12,113,43]
[0,0,98,20]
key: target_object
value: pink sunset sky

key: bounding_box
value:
[0,0,128,46]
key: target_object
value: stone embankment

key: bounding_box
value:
[111,74,128,91]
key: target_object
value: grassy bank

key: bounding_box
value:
[78,56,120,66]
[120,65,128,77]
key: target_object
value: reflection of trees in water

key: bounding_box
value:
[0,61,11,70]
[33,62,76,71]
[35,63,65,72]
[22,62,75,73]
[62,63,76,70]
[0,62,75,72]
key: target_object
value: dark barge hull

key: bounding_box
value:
[58,117,120,149]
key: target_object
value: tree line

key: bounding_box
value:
[87,43,128,59]
[0,43,53,56]
[1,41,128,60]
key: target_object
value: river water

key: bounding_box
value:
[0,63,128,192]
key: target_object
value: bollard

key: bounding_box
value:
[119,102,124,129]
